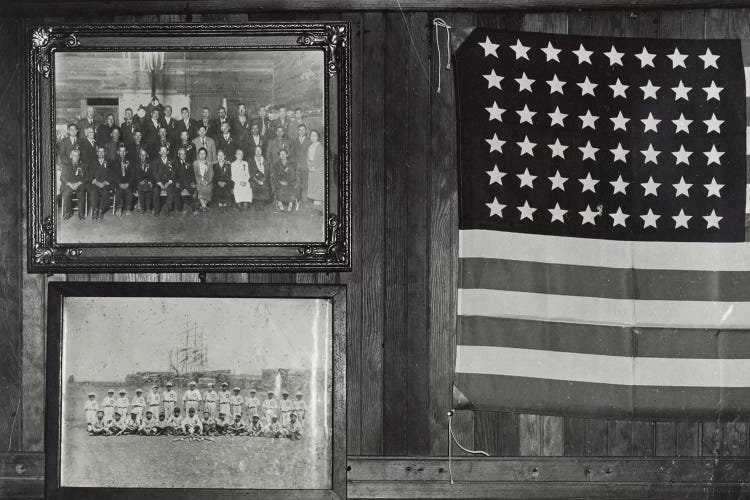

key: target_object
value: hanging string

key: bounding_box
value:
[447,410,489,485]
[433,18,453,94]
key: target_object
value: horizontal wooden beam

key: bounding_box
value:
[5,0,749,16]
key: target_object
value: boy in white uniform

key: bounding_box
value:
[182,407,202,435]
[131,388,146,422]
[218,382,231,416]
[101,389,116,421]
[261,391,278,422]
[230,387,244,417]
[139,410,158,436]
[204,383,218,416]
[182,381,202,413]
[279,390,293,428]
[84,393,99,430]
[287,412,304,440]
[245,389,260,418]
[122,410,140,435]
[115,390,129,419]
[162,382,177,416]
[89,410,110,436]
[293,391,307,422]
[147,385,161,417]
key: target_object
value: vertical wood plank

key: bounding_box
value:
[607,421,632,457]
[403,10,431,457]
[564,417,586,456]
[382,11,409,456]
[358,11,384,456]
[585,419,608,457]
[676,421,702,456]
[722,421,749,457]
[450,410,474,457]
[498,412,520,456]
[632,421,655,457]
[702,422,722,457]
[473,411,500,456]
[519,414,542,456]
[655,422,677,457]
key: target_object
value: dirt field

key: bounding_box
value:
[61,382,331,489]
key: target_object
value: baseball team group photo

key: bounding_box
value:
[59,296,333,490]
[54,50,328,245]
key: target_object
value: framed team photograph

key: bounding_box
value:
[45,282,347,500]
[26,22,351,273]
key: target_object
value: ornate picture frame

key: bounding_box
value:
[26,22,351,273]
[46,281,347,499]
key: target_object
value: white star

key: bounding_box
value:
[548,138,568,159]
[579,172,599,193]
[579,109,599,129]
[609,78,628,98]
[486,102,506,122]
[704,145,724,165]
[486,133,505,153]
[704,177,724,198]
[487,165,506,186]
[486,197,505,218]
[610,174,628,195]
[641,143,660,164]
[667,48,688,68]
[516,168,537,188]
[673,209,691,229]
[548,202,567,223]
[479,36,500,57]
[579,205,599,225]
[640,80,660,100]
[572,43,593,64]
[641,176,660,197]
[704,209,723,229]
[610,111,629,131]
[641,208,660,228]
[604,45,624,66]
[672,113,692,134]
[516,104,536,124]
[483,69,504,90]
[549,170,568,191]
[699,48,720,69]
[579,141,598,161]
[509,39,530,60]
[577,76,597,96]
[673,176,692,197]
[548,106,567,127]
[635,47,656,67]
[704,113,724,134]
[673,145,693,165]
[703,80,723,100]
[547,74,566,94]
[518,201,536,221]
[641,112,661,133]
[516,72,535,92]
[541,41,561,62]
[610,143,629,163]
[672,80,692,101]
[610,207,629,227]
[517,135,536,156]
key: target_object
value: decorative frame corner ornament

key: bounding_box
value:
[297,24,347,75]
[31,27,80,78]
[299,215,346,263]
[32,216,83,265]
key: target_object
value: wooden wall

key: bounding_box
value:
[3,5,750,499]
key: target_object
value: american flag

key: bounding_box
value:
[453,28,750,419]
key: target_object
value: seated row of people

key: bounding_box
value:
[87,407,304,440]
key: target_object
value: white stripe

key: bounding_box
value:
[747,126,750,153]
[458,288,750,329]
[745,67,750,97]
[455,345,750,387]
[460,230,750,272]
[747,184,750,215]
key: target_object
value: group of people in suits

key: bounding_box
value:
[57,97,325,221]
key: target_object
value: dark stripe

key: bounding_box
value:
[458,316,750,359]
[461,257,750,301]
[455,373,750,420]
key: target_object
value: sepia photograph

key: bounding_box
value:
[54,49,327,245]
[56,294,333,490]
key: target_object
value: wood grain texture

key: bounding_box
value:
[0,17,22,454]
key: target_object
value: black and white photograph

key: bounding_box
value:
[57,294,333,490]
[54,50,327,244]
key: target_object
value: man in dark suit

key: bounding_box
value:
[216,122,236,161]
[271,105,289,137]
[161,105,178,144]
[151,126,172,161]
[175,107,197,142]
[174,130,196,165]
[265,125,291,167]
[120,108,140,145]
[76,106,98,140]
[197,107,217,140]
[60,149,89,220]
[103,127,122,163]
[247,123,264,157]
[79,125,99,169]
[289,123,311,205]
[153,145,177,217]
[256,106,271,140]
[113,144,136,216]
[127,131,148,165]
[87,146,114,221]
[174,147,196,215]
[145,96,164,121]
[232,103,252,152]
[96,114,117,147]
[57,123,80,167]
[141,108,162,156]
[211,107,230,140]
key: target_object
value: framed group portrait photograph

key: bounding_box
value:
[26,22,351,272]
[45,282,347,500]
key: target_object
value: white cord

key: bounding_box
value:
[433,18,453,94]
[447,410,489,485]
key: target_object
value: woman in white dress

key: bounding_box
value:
[231,148,253,211]
[306,129,325,206]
